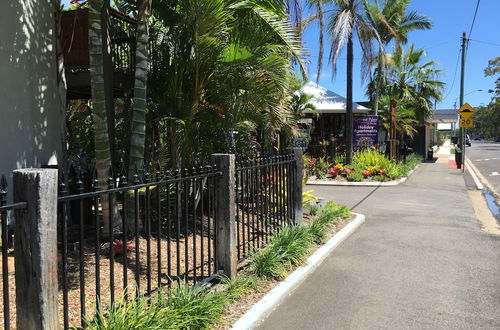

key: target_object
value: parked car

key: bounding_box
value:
[495,136,500,142]
[466,135,471,147]
[473,136,482,140]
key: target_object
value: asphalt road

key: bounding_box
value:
[257,159,500,329]
[466,141,500,196]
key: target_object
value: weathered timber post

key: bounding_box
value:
[211,154,237,279]
[13,169,59,330]
[289,147,303,225]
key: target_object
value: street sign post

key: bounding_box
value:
[457,103,476,172]
[457,103,475,119]
[459,118,473,128]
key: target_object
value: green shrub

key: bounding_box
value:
[84,275,261,330]
[84,284,228,329]
[309,202,350,243]
[308,205,319,216]
[252,225,312,279]
[347,171,364,182]
[352,149,391,169]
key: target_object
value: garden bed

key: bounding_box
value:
[219,204,355,329]
[304,149,422,185]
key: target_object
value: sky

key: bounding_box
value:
[61,0,499,109]
[302,0,500,110]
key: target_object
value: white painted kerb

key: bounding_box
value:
[230,213,366,330]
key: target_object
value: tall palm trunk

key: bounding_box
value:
[89,0,113,236]
[128,0,152,177]
[345,33,354,164]
[315,3,324,84]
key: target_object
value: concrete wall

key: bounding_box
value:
[0,1,62,197]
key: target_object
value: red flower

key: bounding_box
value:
[344,168,355,174]
[378,169,387,175]
[361,170,371,177]
[308,158,317,165]
[328,167,340,176]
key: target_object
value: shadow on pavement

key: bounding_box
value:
[350,185,382,211]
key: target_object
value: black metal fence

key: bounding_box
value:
[0,177,27,330]
[235,152,297,261]
[57,165,222,329]
[0,149,303,329]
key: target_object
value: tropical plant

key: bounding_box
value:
[363,0,432,114]
[148,0,306,166]
[128,0,152,178]
[88,0,114,235]
[382,44,444,123]
[327,0,384,164]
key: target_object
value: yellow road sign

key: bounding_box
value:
[459,118,473,128]
[457,103,476,119]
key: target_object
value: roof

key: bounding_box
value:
[428,109,459,123]
[298,81,370,114]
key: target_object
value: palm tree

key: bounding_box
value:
[304,0,326,83]
[88,0,113,235]
[148,0,306,163]
[383,44,444,123]
[128,0,152,178]
[327,0,382,164]
[364,0,432,114]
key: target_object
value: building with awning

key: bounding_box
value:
[297,82,371,151]
[300,81,370,114]
[427,109,458,131]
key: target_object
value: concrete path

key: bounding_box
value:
[257,156,500,329]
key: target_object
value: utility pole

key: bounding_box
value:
[459,32,467,172]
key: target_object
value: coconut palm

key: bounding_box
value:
[364,0,432,114]
[327,0,383,164]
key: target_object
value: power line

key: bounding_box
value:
[442,47,462,102]
[468,0,481,39]
[469,39,500,47]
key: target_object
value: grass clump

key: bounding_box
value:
[309,202,350,243]
[308,204,319,216]
[252,225,313,279]
[84,275,260,330]
[252,202,351,279]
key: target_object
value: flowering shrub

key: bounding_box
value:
[328,167,341,177]
[361,170,372,177]
[377,169,387,175]
[343,168,355,174]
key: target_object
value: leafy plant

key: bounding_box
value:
[308,205,319,216]
[347,172,364,182]
[303,189,320,207]
[84,275,261,329]
[252,225,312,279]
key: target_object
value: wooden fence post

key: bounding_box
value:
[13,169,59,330]
[289,148,303,225]
[211,154,237,279]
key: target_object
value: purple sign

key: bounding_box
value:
[353,115,379,150]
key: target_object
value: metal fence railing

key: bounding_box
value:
[235,152,297,262]
[0,177,27,330]
[0,149,303,329]
[57,165,222,329]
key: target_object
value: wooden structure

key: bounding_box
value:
[62,8,136,99]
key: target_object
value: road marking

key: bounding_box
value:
[490,172,500,176]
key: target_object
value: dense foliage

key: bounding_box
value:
[304,148,422,182]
